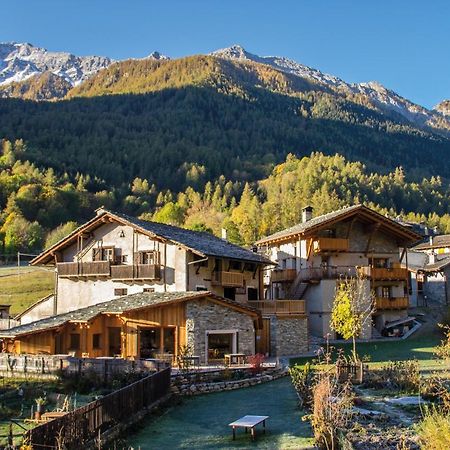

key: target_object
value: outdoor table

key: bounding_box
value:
[224,353,246,366]
[228,415,269,441]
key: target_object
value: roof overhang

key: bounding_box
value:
[256,205,422,246]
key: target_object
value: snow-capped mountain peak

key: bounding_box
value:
[0,42,113,87]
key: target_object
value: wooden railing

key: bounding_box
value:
[111,264,161,280]
[358,266,408,281]
[58,262,161,280]
[375,297,409,309]
[248,300,306,315]
[271,268,297,282]
[24,368,171,450]
[57,261,111,277]
[313,238,349,254]
[212,271,244,287]
[299,266,358,281]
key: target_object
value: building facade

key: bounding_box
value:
[255,205,421,340]
[22,209,269,323]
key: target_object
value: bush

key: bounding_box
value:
[289,363,316,409]
[247,354,265,375]
[416,407,450,450]
[364,360,420,392]
[309,374,354,450]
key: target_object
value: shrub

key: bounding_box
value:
[247,354,265,375]
[434,324,450,360]
[309,374,354,450]
[289,363,316,409]
[364,360,420,392]
[416,407,450,450]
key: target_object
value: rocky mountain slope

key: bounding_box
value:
[211,45,450,136]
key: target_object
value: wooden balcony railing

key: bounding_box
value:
[358,266,408,281]
[57,261,111,277]
[212,271,244,287]
[271,269,297,283]
[375,297,409,310]
[313,238,349,254]
[248,300,306,315]
[110,264,161,280]
[298,266,358,281]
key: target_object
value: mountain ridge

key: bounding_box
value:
[1,42,448,137]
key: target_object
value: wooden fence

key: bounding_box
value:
[24,367,171,449]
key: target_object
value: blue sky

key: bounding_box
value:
[2,0,449,108]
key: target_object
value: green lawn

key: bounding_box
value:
[0,266,54,316]
[290,334,445,373]
[127,377,314,449]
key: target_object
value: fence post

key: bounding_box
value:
[104,360,108,384]
[24,355,27,374]
[42,357,45,374]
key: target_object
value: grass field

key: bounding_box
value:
[0,266,54,316]
[127,377,314,449]
[290,332,445,373]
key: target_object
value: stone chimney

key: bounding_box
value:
[221,228,228,240]
[302,206,314,223]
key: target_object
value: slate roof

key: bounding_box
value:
[111,211,270,264]
[0,291,259,338]
[413,235,450,251]
[256,204,421,244]
[423,256,450,272]
[31,209,271,265]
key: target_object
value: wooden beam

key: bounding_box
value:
[399,247,407,263]
[365,223,380,255]
[306,238,314,260]
[346,217,357,239]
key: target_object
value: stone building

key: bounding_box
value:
[21,208,270,323]
[255,204,421,340]
[0,291,259,364]
[409,235,450,306]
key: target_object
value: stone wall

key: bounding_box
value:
[269,315,308,356]
[185,299,255,363]
[171,367,287,396]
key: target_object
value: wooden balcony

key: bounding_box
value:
[359,266,408,281]
[271,269,297,283]
[375,297,409,310]
[111,264,161,281]
[212,271,244,287]
[313,238,349,254]
[299,266,358,281]
[248,300,306,315]
[57,261,111,277]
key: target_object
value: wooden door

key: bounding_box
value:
[255,318,270,356]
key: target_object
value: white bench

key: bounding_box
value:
[228,415,269,441]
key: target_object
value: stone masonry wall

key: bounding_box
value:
[270,316,309,356]
[185,299,255,363]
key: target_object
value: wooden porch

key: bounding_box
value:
[375,297,409,310]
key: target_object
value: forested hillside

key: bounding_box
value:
[1,139,449,255]
[0,56,449,194]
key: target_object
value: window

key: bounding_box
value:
[93,246,115,262]
[374,258,389,268]
[248,288,258,301]
[229,260,242,271]
[143,287,155,293]
[114,288,128,296]
[69,334,80,350]
[244,262,256,272]
[139,250,160,265]
[196,285,208,291]
[381,286,390,298]
[121,255,128,263]
[92,333,101,349]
